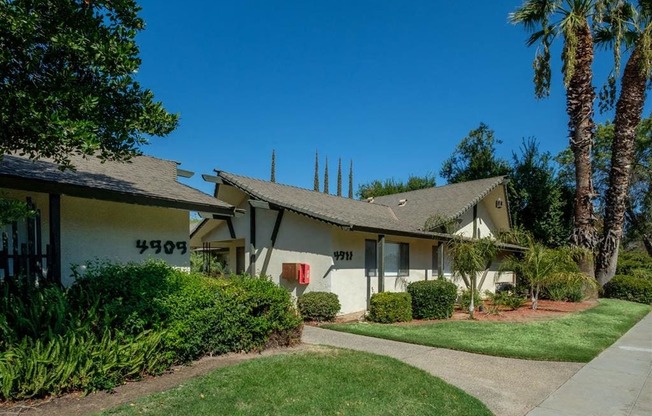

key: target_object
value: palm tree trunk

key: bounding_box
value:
[596,47,648,286]
[566,23,597,277]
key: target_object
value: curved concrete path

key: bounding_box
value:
[303,325,583,416]
[528,312,652,416]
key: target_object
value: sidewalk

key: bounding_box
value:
[303,311,652,416]
[527,312,652,416]
[302,325,582,416]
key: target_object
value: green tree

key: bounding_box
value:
[557,117,652,256]
[510,0,598,277]
[313,151,319,191]
[500,238,596,309]
[594,1,652,285]
[270,149,276,183]
[323,157,329,194]
[0,194,34,226]
[448,237,497,319]
[0,0,178,169]
[440,123,511,184]
[357,174,436,200]
[510,138,571,246]
[336,157,342,196]
[348,160,354,199]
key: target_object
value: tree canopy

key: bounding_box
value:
[0,0,178,169]
[357,174,435,200]
[440,123,511,184]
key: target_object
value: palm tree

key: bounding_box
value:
[500,237,596,309]
[510,0,598,277]
[595,1,652,285]
[448,237,497,318]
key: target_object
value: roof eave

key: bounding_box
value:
[0,175,235,216]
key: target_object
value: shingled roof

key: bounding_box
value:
[371,176,507,231]
[0,154,235,215]
[217,171,507,239]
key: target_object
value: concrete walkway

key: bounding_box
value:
[302,325,583,416]
[528,312,652,416]
[303,312,652,416]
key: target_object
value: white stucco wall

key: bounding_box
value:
[1,190,191,286]
[60,196,190,286]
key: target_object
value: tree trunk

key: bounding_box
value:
[566,23,597,278]
[643,235,652,257]
[596,47,647,286]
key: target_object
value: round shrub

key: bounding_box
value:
[297,292,341,322]
[603,275,652,305]
[407,280,457,319]
[368,292,412,323]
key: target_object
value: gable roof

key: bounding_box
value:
[371,176,508,231]
[216,171,507,239]
[0,154,235,215]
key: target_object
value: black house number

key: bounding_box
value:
[334,251,353,261]
[137,240,187,255]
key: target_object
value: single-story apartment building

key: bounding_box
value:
[0,153,238,286]
[191,171,518,314]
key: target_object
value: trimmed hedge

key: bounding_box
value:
[603,275,652,305]
[297,292,341,322]
[0,261,303,400]
[368,292,412,323]
[407,280,457,319]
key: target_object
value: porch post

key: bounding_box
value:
[377,234,385,292]
[249,205,256,275]
[49,193,61,285]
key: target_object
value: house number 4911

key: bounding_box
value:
[334,251,353,261]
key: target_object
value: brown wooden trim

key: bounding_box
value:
[49,193,61,285]
[227,218,236,239]
[0,176,234,216]
[270,209,284,247]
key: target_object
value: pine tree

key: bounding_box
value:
[313,151,319,191]
[348,160,354,199]
[323,157,329,194]
[270,149,276,183]
[337,158,342,196]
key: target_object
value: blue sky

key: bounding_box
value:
[136,1,650,196]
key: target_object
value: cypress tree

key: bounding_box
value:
[313,151,319,191]
[323,156,329,194]
[348,160,354,199]
[337,158,342,196]
[270,149,276,183]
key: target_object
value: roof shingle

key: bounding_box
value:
[0,154,233,214]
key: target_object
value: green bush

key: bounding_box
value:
[497,292,526,310]
[297,292,341,322]
[0,261,303,400]
[603,275,652,305]
[407,280,457,319]
[616,251,652,276]
[457,289,482,311]
[368,292,412,323]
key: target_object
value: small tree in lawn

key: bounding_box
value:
[500,237,595,310]
[448,237,497,319]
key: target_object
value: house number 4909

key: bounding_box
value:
[137,240,187,255]
[334,251,353,261]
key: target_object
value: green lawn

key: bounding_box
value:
[99,349,492,416]
[325,299,650,362]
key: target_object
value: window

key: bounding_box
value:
[385,242,409,277]
[365,239,377,277]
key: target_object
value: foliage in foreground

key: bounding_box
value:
[0,262,302,400]
[603,275,652,305]
[327,299,650,362]
[100,349,492,416]
[297,292,341,322]
[407,279,457,319]
[368,292,412,323]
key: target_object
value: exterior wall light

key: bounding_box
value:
[495,198,503,209]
